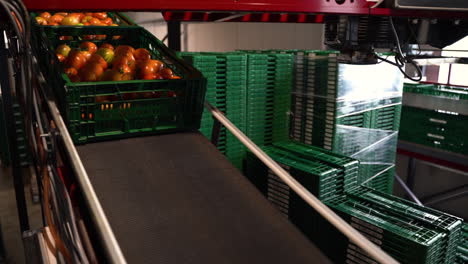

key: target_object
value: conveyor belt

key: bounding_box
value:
[77,132,331,264]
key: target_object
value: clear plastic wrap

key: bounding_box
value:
[290,52,404,193]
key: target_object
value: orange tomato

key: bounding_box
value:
[100,43,114,51]
[81,15,93,23]
[115,45,135,56]
[88,54,108,69]
[79,41,97,54]
[66,51,88,70]
[56,54,66,62]
[49,22,59,26]
[115,53,136,70]
[61,14,81,25]
[141,73,163,80]
[112,55,136,73]
[137,60,163,78]
[101,17,113,25]
[100,69,123,81]
[160,68,173,79]
[55,12,69,17]
[79,63,104,82]
[64,67,78,77]
[93,12,108,20]
[70,13,85,21]
[48,14,64,24]
[88,17,101,25]
[114,62,132,74]
[83,22,91,26]
[35,17,47,25]
[39,12,51,20]
[80,51,92,61]
[116,51,135,61]
[133,48,151,62]
[170,75,181,79]
[122,73,134,81]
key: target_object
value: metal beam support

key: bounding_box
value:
[167,21,181,52]
[421,185,468,206]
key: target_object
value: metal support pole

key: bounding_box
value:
[0,30,29,232]
[167,21,181,51]
[205,102,398,264]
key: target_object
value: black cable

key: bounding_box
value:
[47,169,79,263]
[0,3,82,261]
[386,17,423,82]
[49,166,84,263]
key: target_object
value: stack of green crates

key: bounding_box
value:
[314,187,463,264]
[245,53,294,146]
[179,52,247,168]
[455,223,468,263]
[400,83,468,155]
[0,99,30,167]
[244,141,359,216]
[180,51,293,169]
[289,50,403,194]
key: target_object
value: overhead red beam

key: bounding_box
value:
[24,0,370,13]
[24,0,468,18]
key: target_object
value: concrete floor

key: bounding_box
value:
[0,167,42,264]
[394,154,468,221]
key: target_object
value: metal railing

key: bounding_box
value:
[205,102,399,264]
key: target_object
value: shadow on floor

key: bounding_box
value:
[0,167,42,264]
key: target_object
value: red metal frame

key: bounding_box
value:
[162,12,325,23]
[397,148,468,172]
[24,0,468,19]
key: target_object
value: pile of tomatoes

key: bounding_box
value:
[35,12,119,26]
[55,42,181,82]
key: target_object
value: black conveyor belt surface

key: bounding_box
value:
[78,132,331,264]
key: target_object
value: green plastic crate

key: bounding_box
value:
[404,83,468,100]
[307,189,462,264]
[289,51,402,194]
[245,143,359,203]
[455,223,468,263]
[34,27,206,144]
[346,187,463,264]
[179,52,248,169]
[399,105,468,155]
[245,52,293,146]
